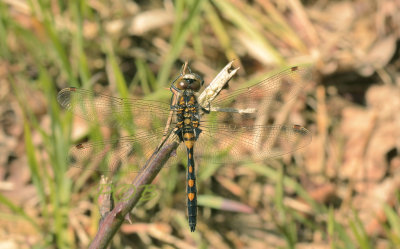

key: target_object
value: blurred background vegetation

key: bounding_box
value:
[1,0,400,248]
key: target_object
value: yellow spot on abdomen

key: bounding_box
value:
[188,193,195,201]
[189,166,193,173]
[188,179,195,187]
[183,133,194,140]
[183,133,194,148]
[184,141,194,149]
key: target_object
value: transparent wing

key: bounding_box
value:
[66,127,187,173]
[193,122,312,165]
[57,88,188,173]
[66,123,311,173]
[208,64,312,115]
[57,87,171,130]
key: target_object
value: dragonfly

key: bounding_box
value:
[57,62,312,232]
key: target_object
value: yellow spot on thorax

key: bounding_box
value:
[188,96,195,105]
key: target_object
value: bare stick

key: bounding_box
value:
[88,141,179,249]
[98,176,114,226]
[197,60,240,107]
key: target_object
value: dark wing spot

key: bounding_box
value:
[292,125,308,135]
[76,143,84,149]
[67,154,77,164]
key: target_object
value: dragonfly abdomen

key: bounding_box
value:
[186,146,197,232]
[181,112,199,232]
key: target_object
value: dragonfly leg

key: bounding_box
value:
[194,127,202,140]
[199,101,211,114]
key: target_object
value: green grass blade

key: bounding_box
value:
[72,1,91,86]
[157,0,203,87]
[248,163,325,214]
[0,2,10,57]
[328,207,356,249]
[204,1,238,62]
[349,210,372,249]
[135,58,152,95]
[24,120,48,212]
[42,19,73,81]
[107,45,129,98]
[211,0,284,64]
[383,203,400,246]
[197,195,253,213]
[0,192,40,231]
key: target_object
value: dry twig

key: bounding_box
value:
[89,141,179,249]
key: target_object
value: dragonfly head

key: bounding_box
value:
[173,73,204,92]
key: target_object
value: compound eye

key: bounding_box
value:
[190,80,201,91]
[178,81,187,90]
